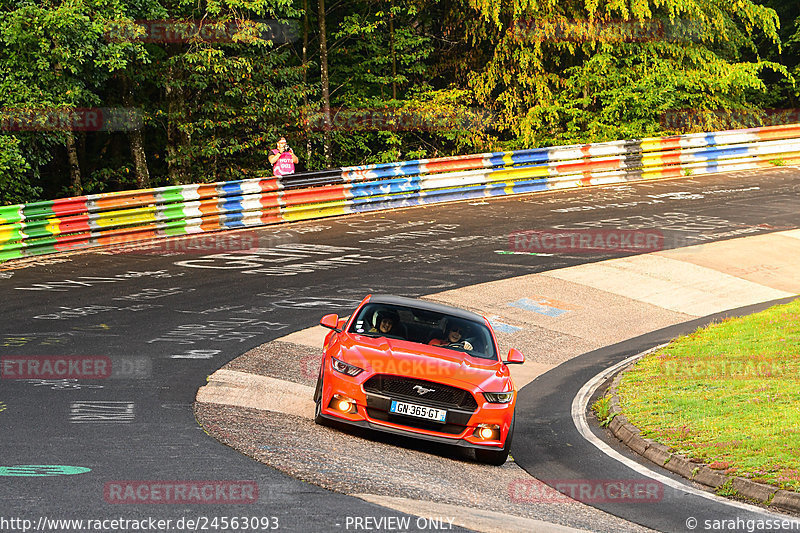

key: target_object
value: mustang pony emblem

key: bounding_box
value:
[413,385,435,396]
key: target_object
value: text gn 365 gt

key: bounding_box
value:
[313,294,524,465]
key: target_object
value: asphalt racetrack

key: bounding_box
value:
[2,168,799,532]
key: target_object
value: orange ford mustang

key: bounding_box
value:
[314,294,525,465]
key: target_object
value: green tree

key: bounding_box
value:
[466,0,787,145]
[149,0,306,183]
[0,0,148,200]
[757,0,799,110]
[0,0,797,204]
[0,135,37,205]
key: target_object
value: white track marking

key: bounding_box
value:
[572,345,788,519]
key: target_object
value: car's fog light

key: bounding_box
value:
[474,424,500,440]
[331,394,357,414]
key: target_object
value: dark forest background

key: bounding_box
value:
[0,0,797,204]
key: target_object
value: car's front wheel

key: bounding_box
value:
[475,417,514,465]
[313,370,327,426]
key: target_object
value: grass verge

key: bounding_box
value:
[616,298,800,492]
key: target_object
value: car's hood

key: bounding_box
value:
[339,334,510,392]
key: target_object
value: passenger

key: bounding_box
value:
[369,310,400,336]
[429,321,473,351]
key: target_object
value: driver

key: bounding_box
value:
[429,321,473,351]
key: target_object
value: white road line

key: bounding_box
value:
[571,345,787,519]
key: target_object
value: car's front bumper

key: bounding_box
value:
[317,412,506,450]
[320,365,513,449]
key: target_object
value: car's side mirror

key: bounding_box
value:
[505,348,525,365]
[320,314,341,332]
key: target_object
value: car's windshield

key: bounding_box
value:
[348,302,497,360]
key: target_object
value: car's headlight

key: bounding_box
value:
[483,391,514,404]
[331,356,364,377]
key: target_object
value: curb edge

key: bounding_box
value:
[605,360,800,514]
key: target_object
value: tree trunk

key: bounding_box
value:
[65,130,82,195]
[165,102,191,182]
[54,60,83,195]
[166,84,181,183]
[165,45,188,183]
[121,76,150,189]
[318,0,332,167]
[303,0,312,163]
[389,0,397,101]
[129,127,149,189]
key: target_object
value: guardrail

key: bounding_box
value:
[2,123,799,262]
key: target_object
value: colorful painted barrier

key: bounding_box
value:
[2,123,799,262]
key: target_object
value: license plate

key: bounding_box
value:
[389,400,446,423]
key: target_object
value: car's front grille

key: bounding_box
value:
[363,375,478,411]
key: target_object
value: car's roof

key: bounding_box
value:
[367,294,486,324]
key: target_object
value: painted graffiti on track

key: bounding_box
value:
[270,297,362,310]
[337,219,436,235]
[356,223,460,245]
[1,333,71,347]
[34,304,161,320]
[550,187,762,213]
[173,243,395,276]
[169,349,222,359]
[24,379,104,390]
[176,305,256,315]
[551,212,738,232]
[69,401,135,423]
[148,318,288,345]
[14,270,185,292]
[113,288,192,301]
[0,465,91,476]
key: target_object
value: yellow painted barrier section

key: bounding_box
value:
[0,223,25,239]
[490,166,550,181]
[45,218,60,236]
[640,138,674,152]
[281,200,349,222]
[92,206,158,228]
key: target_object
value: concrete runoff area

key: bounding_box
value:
[197,229,800,532]
[353,494,590,533]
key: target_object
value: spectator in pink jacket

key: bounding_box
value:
[268,136,299,176]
